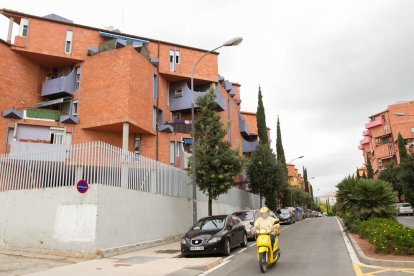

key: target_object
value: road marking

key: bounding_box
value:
[353,263,364,276]
[335,216,361,264]
[248,243,255,248]
[223,255,234,261]
[238,248,247,254]
[198,260,232,276]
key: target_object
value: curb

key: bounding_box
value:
[184,257,223,271]
[338,217,414,268]
[97,234,183,258]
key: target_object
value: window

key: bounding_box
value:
[65,30,73,54]
[387,145,393,155]
[50,128,65,145]
[75,67,81,89]
[19,18,29,37]
[383,125,388,133]
[176,142,181,156]
[412,128,414,136]
[152,107,157,130]
[381,114,386,122]
[65,133,72,146]
[134,138,141,154]
[6,128,15,145]
[174,89,183,98]
[169,49,180,71]
[72,100,78,116]
[172,112,182,122]
[167,83,170,106]
[152,74,158,99]
[170,141,175,164]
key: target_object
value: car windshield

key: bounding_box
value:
[281,209,290,215]
[194,218,225,230]
[402,203,412,207]
[234,211,254,221]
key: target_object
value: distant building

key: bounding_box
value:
[319,192,337,205]
[358,101,414,178]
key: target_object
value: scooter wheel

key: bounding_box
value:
[259,252,268,273]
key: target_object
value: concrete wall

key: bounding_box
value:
[0,184,260,254]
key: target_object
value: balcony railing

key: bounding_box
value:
[242,138,258,153]
[365,117,384,129]
[2,109,23,119]
[41,69,76,99]
[169,81,225,112]
[24,108,63,121]
[360,137,370,145]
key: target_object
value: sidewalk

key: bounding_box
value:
[26,241,223,276]
[397,216,414,229]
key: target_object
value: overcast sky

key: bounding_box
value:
[1,0,413,196]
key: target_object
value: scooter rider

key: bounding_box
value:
[251,207,280,248]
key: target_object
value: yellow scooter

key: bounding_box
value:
[255,227,281,273]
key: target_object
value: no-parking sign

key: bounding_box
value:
[76,180,88,193]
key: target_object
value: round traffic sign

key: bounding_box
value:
[76,180,88,193]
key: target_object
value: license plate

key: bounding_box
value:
[190,246,204,251]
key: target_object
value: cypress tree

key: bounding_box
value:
[366,157,374,179]
[256,86,268,144]
[304,167,310,193]
[397,133,408,162]
[276,116,286,165]
[356,168,360,179]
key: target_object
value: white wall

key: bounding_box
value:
[0,185,260,254]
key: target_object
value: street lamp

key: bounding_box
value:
[191,37,243,225]
[288,155,304,163]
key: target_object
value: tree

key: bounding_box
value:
[303,167,310,193]
[356,168,360,179]
[310,184,314,199]
[247,143,277,207]
[379,161,402,202]
[397,133,408,162]
[276,116,286,165]
[399,154,414,204]
[190,90,242,216]
[256,86,268,144]
[366,157,374,179]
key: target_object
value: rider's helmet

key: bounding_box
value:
[259,207,269,213]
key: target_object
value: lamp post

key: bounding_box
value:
[191,37,243,225]
[288,155,304,163]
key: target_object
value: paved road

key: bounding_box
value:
[397,216,414,228]
[206,217,356,276]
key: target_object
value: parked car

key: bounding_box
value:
[278,208,295,224]
[397,203,414,216]
[181,215,248,256]
[233,210,260,240]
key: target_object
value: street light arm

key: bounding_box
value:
[191,45,224,81]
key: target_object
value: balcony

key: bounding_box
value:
[239,114,250,135]
[360,137,370,145]
[363,129,370,136]
[242,138,258,153]
[358,145,364,150]
[169,81,225,113]
[59,114,78,124]
[365,117,384,129]
[41,69,76,99]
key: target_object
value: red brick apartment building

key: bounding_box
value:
[0,9,263,170]
[358,101,414,177]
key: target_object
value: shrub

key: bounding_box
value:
[336,177,397,221]
[358,218,414,255]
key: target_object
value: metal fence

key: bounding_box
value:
[0,141,191,198]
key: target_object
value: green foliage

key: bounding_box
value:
[357,218,414,255]
[190,90,242,215]
[276,117,286,165]
[303,167,310,193]
[356,168,360,179]
[247,143,279,206]
[336,177,397,221]
[256,87,268,144]
[399,154,414,204]
[366,157,374,179]
[379,161,402,202]
[397,133,408,162]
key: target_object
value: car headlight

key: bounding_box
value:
[208,237,221,243]
[181,239,187,245]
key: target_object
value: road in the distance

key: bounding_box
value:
[206,217,356,276]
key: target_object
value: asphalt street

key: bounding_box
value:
[205,217,356,276]
[397,216,414,229]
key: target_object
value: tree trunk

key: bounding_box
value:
[208,197,212,216]
[259,191,263,207]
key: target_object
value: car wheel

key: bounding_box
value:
[223,238,231,256]
[241,233,248,247]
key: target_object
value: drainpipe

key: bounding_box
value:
[155,41,160,161]
[7,17,14,43]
